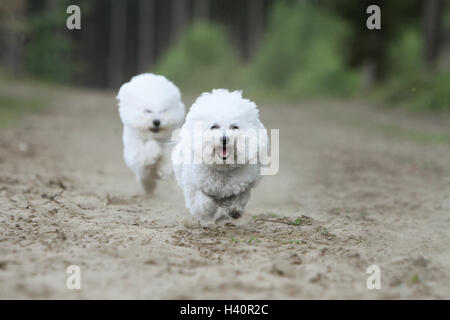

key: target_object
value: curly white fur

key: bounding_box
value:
[117,73,185,194]
[172,89,267,223]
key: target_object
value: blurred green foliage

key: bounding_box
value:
[382,29,449,110]
[154,2,448,110]
[10,0,448,111]
[155,3,360,100]
[249,2,359,99]
[25,1,77,83]
[155,23,241,92]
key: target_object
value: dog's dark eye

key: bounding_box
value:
[210,124,220,130]
[230,124,239,130]
[145,109,152,113]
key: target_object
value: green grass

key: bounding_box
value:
[0,95,46,127]
[377,123,450,145]
[410,274,420,283]
[321,227,336,238]
[230,237,240,243]
[230,236,261,245]
[282,239,304,245]
[247,236,261,245]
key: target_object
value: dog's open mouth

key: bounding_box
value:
[149,127,161,133]
[218,146,229,160]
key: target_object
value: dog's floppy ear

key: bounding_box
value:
[116,82,130,104]
[243,119,268,165]
[255,119,268,165]
[257,119,269,164]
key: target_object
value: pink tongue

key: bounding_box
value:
[222,148,228,157]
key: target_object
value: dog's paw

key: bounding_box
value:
[139,177,157,195]
[157,169,170,179]
[228,210,242,219]
[157,163,173,179]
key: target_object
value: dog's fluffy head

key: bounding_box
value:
[117,73,185,136]
[179,89,267,167]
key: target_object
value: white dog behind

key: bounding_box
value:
[172,89,268,223]
[117,73,185,194]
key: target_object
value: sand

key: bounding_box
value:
[0,82,449,299]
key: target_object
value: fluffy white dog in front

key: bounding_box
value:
[172,89,268,223]
[117,73,185,194]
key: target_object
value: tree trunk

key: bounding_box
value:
[193,0,210,22]
[247,0,264,58]
[171,0,189,42]
[138,0,155,72]
[108,0,127,88]
[1,0,26,75]
[423,0,443,71]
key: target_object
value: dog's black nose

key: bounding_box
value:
[221,136,229,145]
[153,119,160,127]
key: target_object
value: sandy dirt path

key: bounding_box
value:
[1,82,449,299]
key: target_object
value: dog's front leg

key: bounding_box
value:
[136,167,158,194]
[133,140,161,194]
[189,191,219,223]
[156,145,174,179]
[224,189,251,219]
[143,139,162,166]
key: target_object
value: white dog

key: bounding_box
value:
[172,89,268,223]
[117,73,185,194]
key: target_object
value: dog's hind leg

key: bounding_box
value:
[139,176,157,194]
[136,166,158,194]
